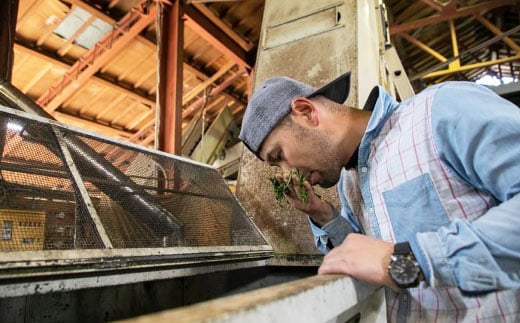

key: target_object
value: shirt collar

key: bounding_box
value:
[344,86,380,170]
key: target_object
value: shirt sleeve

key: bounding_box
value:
[410,82,520,292]
[308,173,357,254]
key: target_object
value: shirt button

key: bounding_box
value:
[361,167,368,173]
[368,207,374,213]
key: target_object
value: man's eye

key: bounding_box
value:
[269,153,280,164]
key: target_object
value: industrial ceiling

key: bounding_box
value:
[5,0,520,164]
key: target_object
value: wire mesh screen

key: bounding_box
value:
[0,107,268,251]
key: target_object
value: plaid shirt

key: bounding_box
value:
[310,82,520,322]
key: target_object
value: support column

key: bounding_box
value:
[157,0,184,155]
[0,0,19,82]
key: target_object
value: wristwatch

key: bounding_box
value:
[388,242,422,288]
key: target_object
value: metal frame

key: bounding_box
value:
[0,246,273,297]
[52,126,113,249]
[0,104,273,297]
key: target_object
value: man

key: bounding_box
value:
[239,71,520,321]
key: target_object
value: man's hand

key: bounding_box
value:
[284,176,334,226]
[318,233,397,288]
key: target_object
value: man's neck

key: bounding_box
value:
[344,146,359,170]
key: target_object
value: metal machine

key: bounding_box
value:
[0,88,272,299]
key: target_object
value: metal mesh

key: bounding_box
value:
[0,107,267,251]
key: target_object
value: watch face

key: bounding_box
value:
[389,255,420,286]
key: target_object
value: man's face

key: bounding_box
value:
[259,119,344,188]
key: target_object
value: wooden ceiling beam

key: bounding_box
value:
[127,108,154,130]
[182,68,246,118]
[13,43,155,108]
[118,51,155,82]
[95,93,126,120]
[390,0,516,35]
[191,3,254,51]
[21,62,53,94]
[15,0,43,31]
[183,3,255,69]
[36,16,62,46]
[79,87,110,115]
[182,61,235,105]
[37,0,158,113]
[60,0,239,95]
[53,111,132,139]
[65,0,117,24]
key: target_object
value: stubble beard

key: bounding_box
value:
[300,127,342,189]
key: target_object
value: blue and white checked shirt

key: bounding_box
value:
[309,82,520,322]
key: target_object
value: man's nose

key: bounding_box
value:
[277,161,291,171]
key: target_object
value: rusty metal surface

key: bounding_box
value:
[236,0,360,265]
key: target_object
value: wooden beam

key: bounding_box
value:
[37,0,158,113]
[182,68,246,118]
[79,87,111,114]
[191,3,254,51]
[21,62,53,94]
[111,101,140,125]
[118,51,155,81]
[15,0,43,31]
[53,111,132,139]
[390,0,516,35]
[182,61,235,105]
[127,108,155,130]
[95,93,127,120]
[183,3,254,69]
[36,16,62,46]
[65,0,117,24]
[13,43,155,108]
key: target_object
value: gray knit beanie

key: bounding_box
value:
[239,71,351,159]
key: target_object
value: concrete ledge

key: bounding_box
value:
[119,274,386,323]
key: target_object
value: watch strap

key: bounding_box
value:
[394,241,413,256]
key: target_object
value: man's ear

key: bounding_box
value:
[290,97,319,126]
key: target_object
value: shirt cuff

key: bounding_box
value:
[308,204,352,252]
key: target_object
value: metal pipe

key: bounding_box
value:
[0,80,184,244]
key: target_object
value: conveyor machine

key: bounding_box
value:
[0,82,293,321]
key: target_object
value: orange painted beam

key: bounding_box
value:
[390,0,516,35]
[0,0,19,82]
[157,0,184,155]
